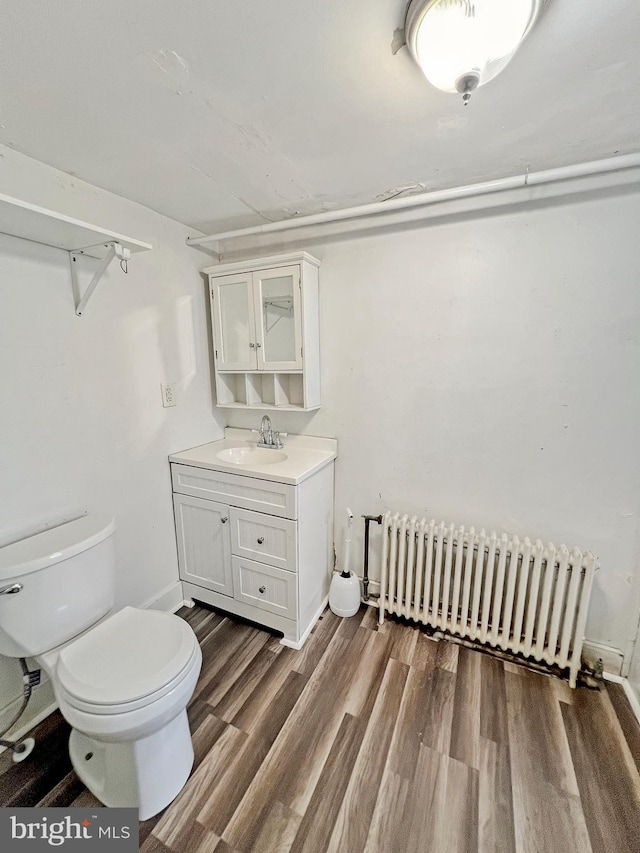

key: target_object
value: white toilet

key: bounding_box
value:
[0,514,202,820]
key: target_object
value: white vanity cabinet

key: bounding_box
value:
[170,433,336,648]
[204,252,320,411]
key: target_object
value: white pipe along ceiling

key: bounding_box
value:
[187,153,640,249]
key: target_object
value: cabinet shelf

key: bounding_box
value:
[216,372,316,410]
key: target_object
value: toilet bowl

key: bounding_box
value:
[0,515,203,819]
[42,607,202,818]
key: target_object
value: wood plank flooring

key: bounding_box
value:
[1,603,640,853]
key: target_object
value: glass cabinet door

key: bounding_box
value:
[210,272,257,370]
[253,266,303,370]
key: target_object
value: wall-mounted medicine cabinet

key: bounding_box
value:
[204,252,320,411]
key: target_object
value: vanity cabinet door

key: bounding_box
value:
[253,266,303,371]
[210,272,257,371]
[173,494,233,596]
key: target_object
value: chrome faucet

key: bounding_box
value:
[260,415,272,447]
[255,415,287,449]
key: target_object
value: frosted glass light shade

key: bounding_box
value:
[406,0,540,95]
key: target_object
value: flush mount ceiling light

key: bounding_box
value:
[405,0,541,104]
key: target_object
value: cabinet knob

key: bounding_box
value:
[256,342,262,348]
[249,342,256,348]
[221,516,228,523]
[259,586,266,594]
[257,537,264,544]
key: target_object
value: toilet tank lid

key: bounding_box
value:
[0,515,116,581]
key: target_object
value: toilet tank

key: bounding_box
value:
[0,515,116,657]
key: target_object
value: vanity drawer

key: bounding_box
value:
[232,557,297,620]
[171,464,297,519]
[230,507,297,572]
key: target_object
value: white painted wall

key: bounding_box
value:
[226,185,640,659]
[0,146,224,735]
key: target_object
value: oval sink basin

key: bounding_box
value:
[216,447,287,466]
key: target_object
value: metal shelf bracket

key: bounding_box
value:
[70,241,131,316]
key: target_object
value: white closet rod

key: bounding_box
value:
[187,153,640,249]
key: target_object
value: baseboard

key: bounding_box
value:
[281,595,330,650]
[582,640,624,677]
[622,679,640,725]
[140,580,185,614]
[604,672,640,725]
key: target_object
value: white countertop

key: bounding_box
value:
[169,428,338,485]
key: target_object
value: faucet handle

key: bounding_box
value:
[272,431,288,449]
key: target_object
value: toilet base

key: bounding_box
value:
[69,710,194,820]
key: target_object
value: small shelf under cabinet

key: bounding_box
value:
[216,372,307,410]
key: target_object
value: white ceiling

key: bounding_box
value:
[1,0,638,234]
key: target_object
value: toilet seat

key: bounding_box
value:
[56,606,199,715]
